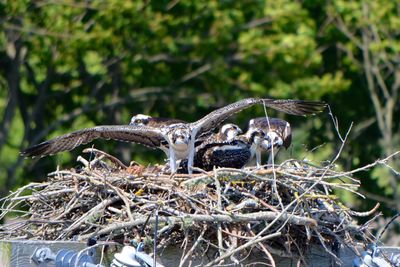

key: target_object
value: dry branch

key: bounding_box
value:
[0,150,389,265]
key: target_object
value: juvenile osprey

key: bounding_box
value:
[129,114,187,158]
[179,124,270,172]
[216,124,243,142]
[21,98,325,173]
[129,114,209,171]
[195,123,242,145]
[248,117,292,165]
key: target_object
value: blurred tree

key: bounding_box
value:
[324,0,400,210]
[0,0,344,193]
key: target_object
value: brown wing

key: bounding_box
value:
[147,117,187,127]
[262,99,327,116]
[190,98,326,138]
[250,117,287,130]
[191,98,262,138]
[20,125,165,157]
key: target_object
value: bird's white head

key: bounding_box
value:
[130,114,152,126]
[169,127,191,150]
[246,128,271,151]
[220,123,242,142]
[266,131,283,148]
[248,119,255,128]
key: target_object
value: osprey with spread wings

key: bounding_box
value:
[21,98,326,173]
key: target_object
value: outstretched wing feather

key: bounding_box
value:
[251,118,287,130]
[95,126,164,147]
[263,99,327,116]
[21,125,164,157]
[191,98,326,138]
[191,98,261,138]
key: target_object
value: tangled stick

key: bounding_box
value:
[1,150,396,265]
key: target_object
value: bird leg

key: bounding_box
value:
[256,150,262,168]
[267,151,273,165]
[169,146,177,173]
[187,136,196,175]
[256,139,271,168]
[267,147,280,165]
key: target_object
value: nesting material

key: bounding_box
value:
[0,149,379,265]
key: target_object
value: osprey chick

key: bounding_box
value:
[248,117,292,166]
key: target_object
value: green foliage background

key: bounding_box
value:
[0,0,399,238]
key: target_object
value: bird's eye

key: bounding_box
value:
[136,119,142,123]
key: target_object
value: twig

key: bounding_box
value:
[59,196,120,239]
[82,148,128,169]
[0,150,381,266]
[203,232,282,267]
[179,225,207,267]
[214,168,224,258]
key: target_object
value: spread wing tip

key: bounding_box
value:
[298,100,328,115]
[20,142,52,158]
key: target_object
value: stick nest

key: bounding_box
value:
[0,149,378,265]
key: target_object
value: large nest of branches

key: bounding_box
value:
[0,148,381,266]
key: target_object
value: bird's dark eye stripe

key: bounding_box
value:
[250,131,261,141]
[161,140,168,146]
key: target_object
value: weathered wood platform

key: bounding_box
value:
[4,239,400,266]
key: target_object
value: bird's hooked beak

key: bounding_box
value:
[275,138,283,147]
[266,132,283,147]
[174,135,189,145]
[260,139,272,150]
[172,131,190,148]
